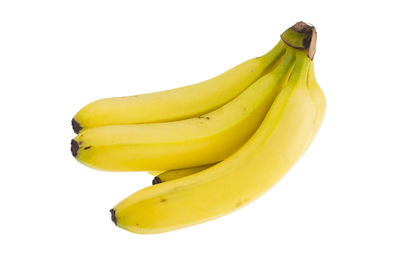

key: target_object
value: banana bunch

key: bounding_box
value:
[71,22,326,234]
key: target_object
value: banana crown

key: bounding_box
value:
[281,21,316,60]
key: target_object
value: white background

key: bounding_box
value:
[1,0,399,266]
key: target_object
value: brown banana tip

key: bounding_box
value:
[152,177,162,185]
[281,21,317,60]
[291,21,315,34]
[71,118,82,134]
[292,22,317,60]
[70,139,79,157]
[110,209,117,225]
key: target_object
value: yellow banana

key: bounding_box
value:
[71,49,296,171]
[152,164,215,185]
[110,47,324,234]
[71,41,286,133]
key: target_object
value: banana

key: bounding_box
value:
[71,49,296,171]
[152,164,215,185]
[110,45,323,234]
[71,41,286,133]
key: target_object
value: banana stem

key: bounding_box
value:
[280,21,317,60]
[287,50,311,88]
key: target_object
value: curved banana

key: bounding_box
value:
[152,164,215,185]
[110,48,324,234]
[71,49,296,171]
[71,41,286,133]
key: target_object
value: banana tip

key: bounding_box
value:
[281,21,317,60]
[152,177,162,185]
[71,118,82,134]
[110,209,117,225]
[71,139,79,157]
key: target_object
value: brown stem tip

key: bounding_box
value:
[291,22,317,60]
[71,139,79,157]
[71,118,82,134]
[110,209,117,225]
[291,21,314,33]
[281,21,317,60]
[152,177,162,185]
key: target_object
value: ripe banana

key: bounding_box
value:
[110,46,324,234]
[152,164,215,185]
[71,49,296,171]
[71,41,286,133]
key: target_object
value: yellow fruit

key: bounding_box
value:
[152,164,215,185]
[71,41,286,133]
